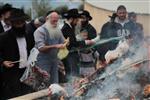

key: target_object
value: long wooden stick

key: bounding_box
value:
[9,89,49,100]
[11,59,23,64]
[73,58,150,96]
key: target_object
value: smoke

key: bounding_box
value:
[62,39,150,100]
[82,41,150,100]
[56,35,150,100]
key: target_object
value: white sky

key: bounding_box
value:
[86,0,150,14]
[0,0,82,9]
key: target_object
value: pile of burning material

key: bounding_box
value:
[45,40,150,100]
[48,84,68,100]
[11,41,150,100]
[70,45,150,100]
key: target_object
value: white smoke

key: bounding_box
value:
[76,42,149,100]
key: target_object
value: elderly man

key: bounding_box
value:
[34,11,65,84]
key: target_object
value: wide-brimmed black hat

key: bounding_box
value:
[80,10,92,21]
[9,8,29,21]
[63,9,80,19]
[108,13,117,19]
[0,3,13,16]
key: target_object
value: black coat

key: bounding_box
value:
[96,21,120,61]
[0,29,33,68]
[0,22,4,34]
[0,29,33,99]
[26,20,37,48]
[61,23,85,50]
[97,20,137,61]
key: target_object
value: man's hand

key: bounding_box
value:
[85,40,95,45]
[144,84,150,97]
[2,61,14,68]
[48,87,52,96]
[64,37,70,46]
[55,44,65,49]
[74,78,89,89]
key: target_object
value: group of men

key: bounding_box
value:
[0,3,144,99]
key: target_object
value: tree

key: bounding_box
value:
[25,8,32,20]
[78,4,84,11]
[0,2,3,8]
[31,0,52,18]
[55,5,68,15]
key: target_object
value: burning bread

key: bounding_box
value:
[105,40,129,64]
[109,98,120,100]
[49,84,68,97]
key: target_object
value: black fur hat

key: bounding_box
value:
[9,8,29,21]
[63,9,80,19]
[0,3,13,16]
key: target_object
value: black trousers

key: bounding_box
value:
[62,52,80,78]
[0,67,34,100]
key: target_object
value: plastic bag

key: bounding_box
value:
[57,47,69,60]
[20,65,50,91]
[20,48,50,90]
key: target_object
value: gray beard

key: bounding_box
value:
[45,22,61,39]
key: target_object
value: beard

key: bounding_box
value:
[81,20,88,27]
[12,25,26,37]
[45,22,61,39]
[70,21,76,28]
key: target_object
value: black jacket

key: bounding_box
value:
[0,22,4,34]
[97,20,137,61]
[0,29,33,71]
[26,20,37,48]
[61,23,85,50]
[96,21,120,61]
[0,29,34,99]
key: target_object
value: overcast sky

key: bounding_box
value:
[0,0,149,14]
[0,0,82,9]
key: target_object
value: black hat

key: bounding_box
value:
[38,16,45,24]
[0,3,13,16]
[128,12,136,18]
[80,10,92,21]
[9,8,29,21]
[109,13,117,19]
[63,9,80,19]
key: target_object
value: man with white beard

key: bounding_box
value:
[34,11,65,84]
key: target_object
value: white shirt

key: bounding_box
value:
[16,37,28,68]
[1,20,11,32]
[115,17,129,27]
[65,20,72,28]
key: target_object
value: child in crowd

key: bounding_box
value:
[76,29,99,77]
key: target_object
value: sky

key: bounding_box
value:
[0,0,82,9]
[0,0,149,14]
